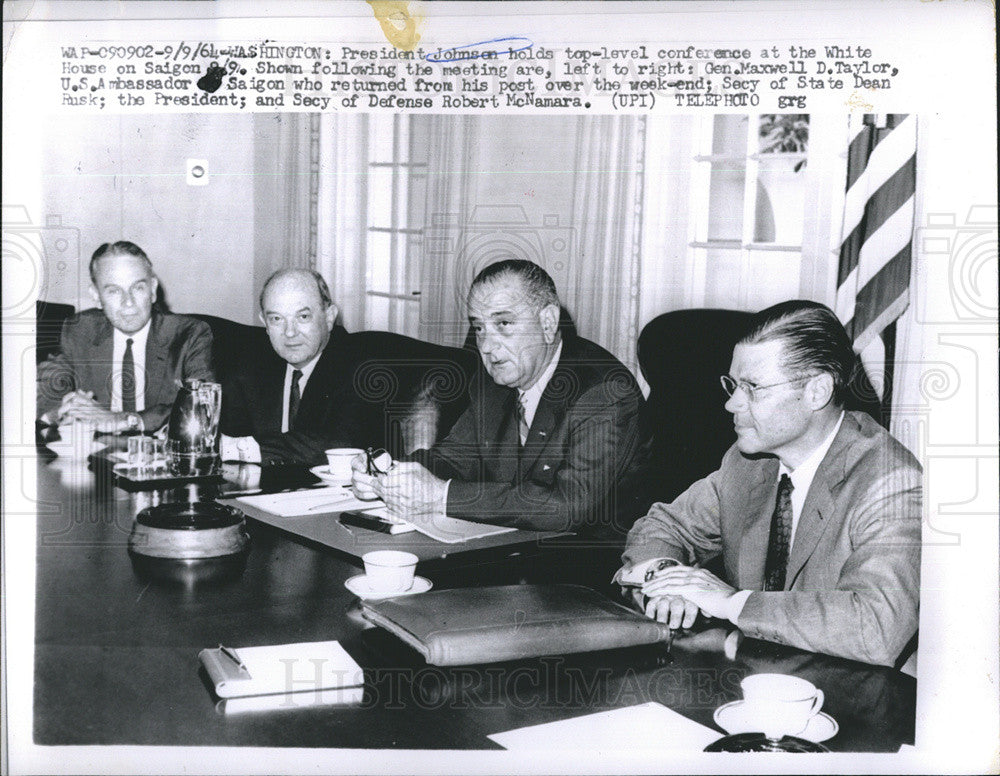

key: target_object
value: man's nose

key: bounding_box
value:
[283,319,299,337]
[724,389,747,414]
[478,332,497,355]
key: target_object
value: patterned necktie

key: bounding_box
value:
[516,393,529,446]
[763,473,794,591]
[288,369,302,429]
[122,338,136,412]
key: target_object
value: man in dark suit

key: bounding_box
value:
[37,241,213,433]
[219,268,381,466]
[355,259,646,535]
[620,301,921,666]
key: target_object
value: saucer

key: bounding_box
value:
[713,700,838,743]
[310,465,352,485]
[344,574,432,600]
[705,732,830,753]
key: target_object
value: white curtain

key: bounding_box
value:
[568,116,647,375]
[252,114,319,295]
[316,114,369,333]
[417,116,477,346]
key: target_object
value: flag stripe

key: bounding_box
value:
[839,170,916,285]
[844,242,912,350]
[836,113,916,409]
[840,117,917,247]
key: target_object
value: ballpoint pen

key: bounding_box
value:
[218,643,249,673]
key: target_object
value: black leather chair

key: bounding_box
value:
[189,314,478,457]
[350,330,478,456]
[638,309,754,504]
[36,300,75,363]
[638,308,884,505]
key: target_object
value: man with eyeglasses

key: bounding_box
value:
[618,300,921,666]
[219,268,381,465]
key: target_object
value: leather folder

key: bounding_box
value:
[361,584,673,666]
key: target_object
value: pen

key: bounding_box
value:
[218,643,248,672]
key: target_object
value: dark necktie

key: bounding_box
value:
[763,473,794,591]
[516,394,529,446]
[122,338,136,412]
[288,369,302,429]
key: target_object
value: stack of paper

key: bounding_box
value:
[234,487,376,517]
[361,506,517,544]
[488,702,721,751]
[235,488,517,544]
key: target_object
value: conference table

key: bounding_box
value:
[32,449,916,752]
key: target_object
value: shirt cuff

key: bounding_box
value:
[725,589,753,624]
[221,435,261,464]
[613,556,681,586]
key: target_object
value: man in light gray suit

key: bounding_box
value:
[620,300,921,666]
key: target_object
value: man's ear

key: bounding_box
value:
[88,284,101,308]
[539,303,560,344]
[325,303,338,330]
[805,372,835,410]
[149,275,159,298]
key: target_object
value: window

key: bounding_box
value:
[686,114,837,311]
[364,115,427,334]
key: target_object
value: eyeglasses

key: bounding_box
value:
[365,447,390,476]
[719,374,814,403]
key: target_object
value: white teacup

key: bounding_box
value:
[362,550,418,594]
[740,673,824,739]
[324,447,364,482]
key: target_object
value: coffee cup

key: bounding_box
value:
[325,447,364,482]
[362,550,418,594]
[740,673,824,739]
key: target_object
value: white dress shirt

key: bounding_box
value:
[110,321,150,412]
[517,340,563,443]
[281,354,322,433]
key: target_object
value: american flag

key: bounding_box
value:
[835,114,918,416]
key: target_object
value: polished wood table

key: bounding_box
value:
[33,453,915,751]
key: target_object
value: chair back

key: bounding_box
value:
[638,309,753,503]
[36,300,76,363]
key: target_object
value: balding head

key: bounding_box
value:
[259,269,338,368]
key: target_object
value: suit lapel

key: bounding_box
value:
[737,459,780,590]
[143,313,169,408]
[785,424,852,588]
[88,316,114,404]
[260,358,286,433]
[519,368,570,475]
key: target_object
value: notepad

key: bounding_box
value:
[199,640,364,698]
[488,702,720,751]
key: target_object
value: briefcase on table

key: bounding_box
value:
[361,584,673,666]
